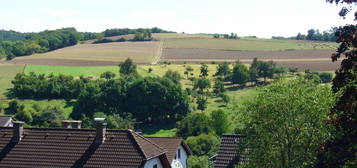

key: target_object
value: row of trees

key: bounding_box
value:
[0,27,172,60]
[0,28,84,60]
[295,29,337,42]
[103,27,174,37]
[213,33,239,39]
[271,28,337,42]
[9,59,191,124]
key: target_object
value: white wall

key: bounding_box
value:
[144,157,163,168]
[172,145,188,168]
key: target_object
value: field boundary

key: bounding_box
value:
[152,41,163,64]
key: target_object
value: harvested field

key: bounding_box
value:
[163,38,337,51]
[0,64,25,99]
[162,48,340,71]
[7,41,160,65]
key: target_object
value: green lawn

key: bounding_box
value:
[163,38,337,51]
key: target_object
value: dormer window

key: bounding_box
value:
[178,148,181,159]
[153,164,157,168]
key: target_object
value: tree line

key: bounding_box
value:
[103,27,174,37]
[0,27,173,60]
[0,30,26,42]
[271,28,337,42]
[8,59,190,124]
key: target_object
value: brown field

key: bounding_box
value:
[7,41,160,65]
[161,48,340,71]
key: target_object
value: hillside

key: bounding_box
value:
[2,33,340,71]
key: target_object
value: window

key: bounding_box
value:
[153,164,157,168]
[178,148,181,159]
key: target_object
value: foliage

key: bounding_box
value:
[193,78,211,94]
[164,70,182,85]
[9,73,87,99]
[187,156,209,168]
[215,62,231,79]
[196,96,208,112]
[231,62,250,85]
[14,109,33,123]
[102,27,174,37]
[125,77,190,122]
[239,79,335,168]
[315,1,357,167]
[186,133,220,156]
[211,109,230,136]
[100,71,116,80]
[176,113,212,138]
[0,30,26,42]
[319,72,333,83]
[5,99,23,115]
[200,64,209,78]
[119,58,137,76]
[213,79,225,95]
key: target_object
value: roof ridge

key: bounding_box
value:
[131,130,167,152]
[145,136,183,140]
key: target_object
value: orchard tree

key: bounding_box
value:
[213,79,225,95]
[215,62,231,78]
[119,58,137,75]
[193,78,211,94]
[164,70,182,85]
[196,96,207,112]
[211,109,230,136]
[185,66,194,78]
[315,1,357,167]
[200,64,209,78]
[231,62,250,85]
[100,71,116,80]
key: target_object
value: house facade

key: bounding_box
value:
[147,137,191,168]
[0,121,189,168]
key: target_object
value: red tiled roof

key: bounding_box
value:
[0,127,170,168]
[213,134,245,168]
[146,137,191,163]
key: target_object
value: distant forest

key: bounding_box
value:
[0,27,174,60]
[272,28,337,42]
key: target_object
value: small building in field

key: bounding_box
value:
[0,120,190,168]
[0,116,14,127]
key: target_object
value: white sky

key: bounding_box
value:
[0,0,355,38]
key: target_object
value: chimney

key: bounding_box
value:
[94,118,107,144]
[61,120,82,129]
[12,121,24,143]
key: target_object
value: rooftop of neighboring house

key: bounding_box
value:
[0,121,174,168]
[213,134,246,168]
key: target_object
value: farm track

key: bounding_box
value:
[152,41,163,64]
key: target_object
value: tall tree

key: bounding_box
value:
[239,79,335,168]
[316,1,357,167]
[119,58,137,75]
[200,64,209,78]
[231,62,250,85]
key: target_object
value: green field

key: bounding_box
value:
[163,38,337,51]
